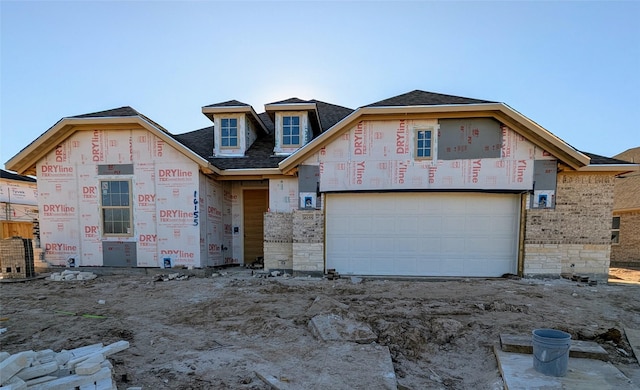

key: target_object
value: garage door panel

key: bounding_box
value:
[442,216,465,231]
[326,193,519,277]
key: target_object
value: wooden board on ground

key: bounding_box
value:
[500,333,608,361]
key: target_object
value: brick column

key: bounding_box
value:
[292,210,324,276]
[263,212,293,272]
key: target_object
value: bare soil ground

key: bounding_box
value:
[2,267,639,389]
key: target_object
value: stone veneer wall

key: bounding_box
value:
[263,212,293,272]
[292,210,325,276]
[263,210,325,275]
[610,211,640,267]
[524,172,615,281]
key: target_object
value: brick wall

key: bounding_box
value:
[292,210,324,275]
[610,211,640,266]
[263,212,293,271]
[263,210,325,275]
[524,172,615,280]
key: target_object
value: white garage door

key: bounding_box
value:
[325,193,520,277]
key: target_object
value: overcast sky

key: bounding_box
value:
[2,1,639,166]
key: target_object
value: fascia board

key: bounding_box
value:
[264,103,317,112]
[613,207,640,213]
[202,106,253,114]
[578,164,640,173]
[215,168,282,179]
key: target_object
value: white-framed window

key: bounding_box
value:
[100,180,132,236]
[221,118,238,148]
[611,216,620,244]
[415,129,433,159]
[282,116,301,146]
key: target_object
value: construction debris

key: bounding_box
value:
[325,269,340,280]
[0,340,129,389]
[152,273,190,282]
[49,270,97,282]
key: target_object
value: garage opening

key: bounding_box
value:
[325,192,520,277]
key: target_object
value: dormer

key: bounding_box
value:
[202,100,269,157]
[265,98,323,156]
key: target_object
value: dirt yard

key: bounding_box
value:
[2,267,639,389]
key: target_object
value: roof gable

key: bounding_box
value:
[280,90,593,173]
[6,107,217,176]
[614,146,640,164]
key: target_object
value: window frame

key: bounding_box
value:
[611,216,621,245]
[281,115,301,147]
[220,117,239,149]
[414,128,434,160]
[100,179,133,237]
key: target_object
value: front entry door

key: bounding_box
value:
[243,189,268,264]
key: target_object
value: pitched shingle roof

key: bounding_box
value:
[203,100,251,108]
[1,169,36,182]
[267,97,312,105]
[365,90,496,107]
[71,106,140,118]
[580,151,635,165]
[313,100,354,131]
[173,127,214,159]
[613,147,640,210]
[70,106,171,134]
[174,99,354,170]
[173,127,287,170]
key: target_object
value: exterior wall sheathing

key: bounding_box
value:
[610,211,640,267]
[524,172,615,281]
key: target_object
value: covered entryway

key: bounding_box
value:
[325,192,520,277]
[243,189,268,264]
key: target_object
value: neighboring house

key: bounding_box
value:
[0,169,38,240]
[6,90,638,280]
[611,147,640,267]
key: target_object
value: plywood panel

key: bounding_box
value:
[1,222,33,239]
[243,189,268,264]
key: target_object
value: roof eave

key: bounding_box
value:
[578,164,640,174]
[264,103,317,112]
[215,167,282,180]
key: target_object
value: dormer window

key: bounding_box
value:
[282,116,301,146]
[220,118,238,148]
[202,100,269,157]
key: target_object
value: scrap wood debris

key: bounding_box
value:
[0,340,129,389]
[153,273,190,282]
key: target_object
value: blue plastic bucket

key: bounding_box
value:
[532,329,571,377]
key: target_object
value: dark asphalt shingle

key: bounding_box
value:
[1,169,36,182]
[365,90,496,107]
